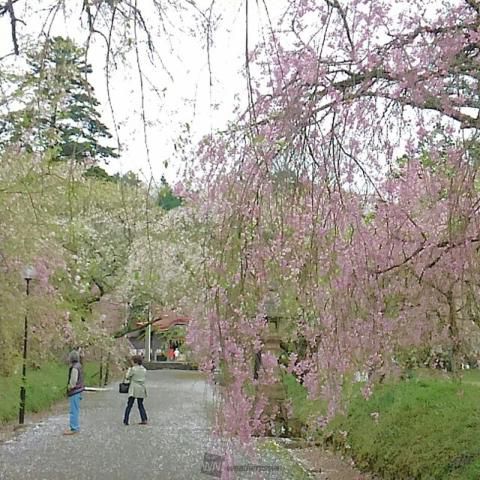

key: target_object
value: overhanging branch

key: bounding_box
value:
[0,0,23,55]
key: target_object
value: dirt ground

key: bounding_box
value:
[282,441,376,480]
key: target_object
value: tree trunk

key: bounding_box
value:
[447,291,461,375]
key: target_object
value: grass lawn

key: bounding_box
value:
[325,373,480,480]
[284,368,480,479]
[0,362,100,423]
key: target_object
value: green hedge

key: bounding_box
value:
[0,362,99,423]
[326,376,480,479]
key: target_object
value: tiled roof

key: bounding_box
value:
[136,310,190,333]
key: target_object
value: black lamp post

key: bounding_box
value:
[19,266,35,425]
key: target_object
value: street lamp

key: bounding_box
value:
[19,265,36,425]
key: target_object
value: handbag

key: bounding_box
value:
[119,382,130,394]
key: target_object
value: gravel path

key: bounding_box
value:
[0,370,291,480]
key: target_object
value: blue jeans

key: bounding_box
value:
[69,393,82,431]
[123,397,147,424]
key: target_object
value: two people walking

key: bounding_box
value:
[64,351,148,434]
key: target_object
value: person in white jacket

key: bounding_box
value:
[122,355,148,425]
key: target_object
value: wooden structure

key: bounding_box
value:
[128,309,190,362]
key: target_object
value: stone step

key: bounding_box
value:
[144,361,198,371]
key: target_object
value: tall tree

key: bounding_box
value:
[183,0,480,441]
[157,176,182,211]
[0,36,118,163]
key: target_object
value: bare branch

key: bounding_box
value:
[1,0,23,55]
[324,0,354,52]
[375,236,480,275]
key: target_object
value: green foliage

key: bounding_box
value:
[0,145,149,366]
[0,36,118,163]
[283,373,325,428]
[325,375,480,479]
[111,171,142,187]
[157,175,182,210]
[0,361,99,423]
[83,166,115,182]
[158,325,187,345]
[84,167,141,186]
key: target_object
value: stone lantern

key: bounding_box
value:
[255,288,288,435]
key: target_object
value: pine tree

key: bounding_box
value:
[0,36,118,163]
